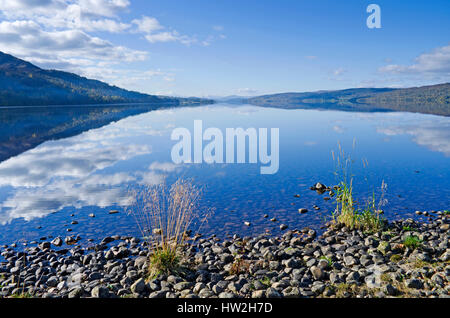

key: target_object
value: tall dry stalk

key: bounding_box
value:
[126,178,206,277]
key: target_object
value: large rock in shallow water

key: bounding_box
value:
[315,183,327,190]
[51,237,62,247]
[39,241,51,250]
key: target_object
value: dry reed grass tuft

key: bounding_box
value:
[126,178,208,277]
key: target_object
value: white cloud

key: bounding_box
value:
[163,75,175,82]
[0,0,132,32]
[234,88,259,96]
[0,0,64,17]
[132,16,163,33]
[0,1,222,93]
[326,67,348,81]
[77,19,131,33]
[133,16,217,46]
[379,44,450,77]
[332,67,346,76]
[0,19,148,81]
[77,0,130,17]
[145,31,179,43]
[0,20,140,58]
[144,30,198,45]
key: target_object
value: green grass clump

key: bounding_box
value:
[319,256,333,267]
[380,273,392,283]
[148,248,180,278]
[331,143,386,233]
[10,292,33,298]
[332,181,385,233]
[229,258,251,275]
[259,276,271,287]
[412,259,430,268]
[390,254,403,263]
[403,235,421,249]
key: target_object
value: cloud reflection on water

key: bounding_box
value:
[0,114,178,224]
[376,116,450,157]
[0,106,449,227]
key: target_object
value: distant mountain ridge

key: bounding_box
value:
[0,51,212,107]
[246,84,450,116]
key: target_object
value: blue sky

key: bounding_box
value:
[0,0,449,97]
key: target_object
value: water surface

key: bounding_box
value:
[0,103,449,245]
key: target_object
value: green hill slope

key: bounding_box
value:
[0,51,212,107]
[246,84,450,116]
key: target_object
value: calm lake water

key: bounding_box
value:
[0,103,449,246]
